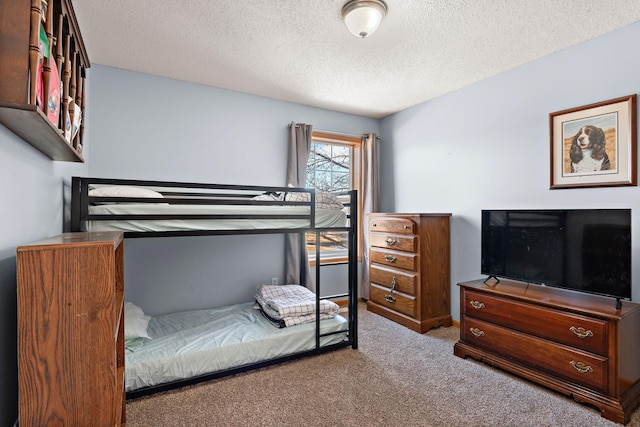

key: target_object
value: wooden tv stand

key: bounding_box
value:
[454,279,640,424]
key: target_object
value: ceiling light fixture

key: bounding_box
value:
[341,0,387,39]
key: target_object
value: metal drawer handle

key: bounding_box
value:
[569,326,593,339]
[390,276,397,291]
[385,237,398,246]
[470,327,485,338]
[569,361,593,373]
[385,294,396,303]
[384,254,397,263]
[470,300,485,310]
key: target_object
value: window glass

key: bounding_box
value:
[306,143,352,191]
[306,133,361,264]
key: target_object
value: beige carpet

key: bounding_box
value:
[126,304,640,426]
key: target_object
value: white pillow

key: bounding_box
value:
[124,301,151,340]
[89,186,164,199]
[252,192,284,201]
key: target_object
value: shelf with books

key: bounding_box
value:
[0,0,90,162]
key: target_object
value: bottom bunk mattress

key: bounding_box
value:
[125,302,348,392]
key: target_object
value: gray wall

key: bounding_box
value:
[379,21,640,322]
[86,65,379,315]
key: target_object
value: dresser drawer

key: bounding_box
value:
[370,264,417,295]
[370,217,416,234]
[369,247,417,271]
[370,284,416,318]
[462,290,607,356]
[462,317,608,393]
[370,233,416,252]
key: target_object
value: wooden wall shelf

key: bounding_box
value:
[0,0,89,162]
[0,102,83,161]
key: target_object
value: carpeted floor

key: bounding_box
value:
[126,303,640,426]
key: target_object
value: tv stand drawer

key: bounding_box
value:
[463,290,607,355]
[462,317,608,392]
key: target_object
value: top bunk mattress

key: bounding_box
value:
[85,204,347,233]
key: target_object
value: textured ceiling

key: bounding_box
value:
[72,0,640,119]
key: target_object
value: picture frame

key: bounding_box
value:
[550,94,637,189]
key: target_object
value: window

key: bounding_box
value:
[306,131,362,265]
[306,143,351,192]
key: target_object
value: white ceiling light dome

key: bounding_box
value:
[341,0,388,39]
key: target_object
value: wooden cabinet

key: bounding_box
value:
[366,213,452,333]
[454,279,640,424]
[0,0,89,162]
[17,232,125,426]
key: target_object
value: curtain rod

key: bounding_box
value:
[313,128,366,138]
[289,123,370,138]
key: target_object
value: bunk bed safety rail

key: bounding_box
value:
[70,176,337,235]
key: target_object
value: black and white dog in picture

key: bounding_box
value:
[569,125,611,173]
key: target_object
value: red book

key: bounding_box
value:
[46,60,60,126]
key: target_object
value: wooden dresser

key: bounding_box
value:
[454,279,640,424]
[17,232,125,426]
[366,213,452,333]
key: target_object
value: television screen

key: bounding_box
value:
[481,209,631,300]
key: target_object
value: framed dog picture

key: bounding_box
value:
[550,94,637,189]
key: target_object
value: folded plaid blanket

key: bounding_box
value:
[255,284,339,327]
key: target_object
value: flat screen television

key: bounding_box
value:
[481,209,631,302]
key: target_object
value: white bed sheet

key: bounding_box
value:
[86,204,347,232]
[125,302,348,392]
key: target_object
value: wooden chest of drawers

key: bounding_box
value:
[366,213,452,333]
[454,279,640,424]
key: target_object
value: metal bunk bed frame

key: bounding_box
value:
[69,176,358,399]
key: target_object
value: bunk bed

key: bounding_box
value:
[69,176,358,399]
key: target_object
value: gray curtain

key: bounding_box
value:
[361,133,380,299]
[285,122,313,289]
